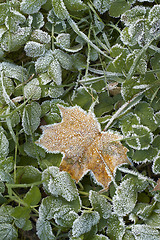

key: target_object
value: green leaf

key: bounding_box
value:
[93,0,110,14]
[0,206,13,224]
[11,206,31,220]
[24,140,46,159]
[31,12,44,29]
[0,3,8,25]
[24,78,41,100]
[120,112,140,136]
[0,223,18,240]
[35,50,54,73]
[36,218,55,240]
[148,5,160,24]
[133,202,155,220]
[92,235,110,240]
[1,27,31,52]
[30,29,51,44]
[152,156,160,174]
[145,211,160,229]
[22,102,41,135]
[131,224,160,240]
[23,186,41,206]
[72,211,100,238]
[132,147,158,163]
[42,166,80,202]
[109,0,131,18]
[0,76,14,105]
[113,178,137,216]
[20,0,47,14]
[48,58,62,85]
[24,41,46,58]
[52,0,69,20]
[121,6,146,26]
[94,92,114,117]
[106,214,125,240]
[0,131,9,158]
[56,33,70,48]
[54,49,73,70]
[16,166,41,184]
[0,157,14,173]
[122,230,135,240]
[5,10,26,32]
[64,0,87,12]
[89,190,112,219]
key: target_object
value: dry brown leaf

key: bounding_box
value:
[36,105,129,188]
[153,179,160,191]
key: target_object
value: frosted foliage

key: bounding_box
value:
[0,62,27,82]
[1,27,31,52]
[0,223,18,240]
[148,5,160,24]
[0,132,9,158]
[30,30,51,44]
[89,190,112,219]
[48,59,62,85]
[24,78,41,100]
[132,224,160,240]
[53,49,73,70]
[0,206,13,224]
[38,73,51,85]
[22,102,41,135]
[48,82,64,98]
[43,166,79,201]
[35,50,54,73]
[113,178,137,216]
[54,206,78,227]
[24,41,46,58]
[72,211,100,238]
[121,6,146,26]
[36,218,55,240]
[0,77,14,104]
[5,10,26,32]
[20,0,47,14]
[52,0,69,20]
[93,0,110,14]
[56,33,70,48]
[32,12,44,29]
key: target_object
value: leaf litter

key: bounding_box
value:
[36,105,129,188]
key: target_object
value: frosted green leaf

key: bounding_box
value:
[1,27,31,52]
[122,230,135,240]
[134,102,158,131]
[126,50,147,75]
[131,224,160,240]
[41,100,62,124]
[109,0,131,18]
[126,125,153,150]
[52,0,69,20]
[152,135,160,150]
[24,140,46,159]
[24,78,41,100]
[0,76,14,105]
[152,157,160,174]
[132,147,158,163]
[20,0,47,14]
[0,223,18,240]
[24,41,46,58]
[31,12,44,29]
[23,186,41,206]
[0,206,13,224]
[120,113,140,137]
[22,102,41,135]
[0,3,8,25]
[56,33,70,48]
[42,166,79,201]
[48,82,64,98]
[5,10,26,32]
[0,157,14,173]
[72,53,86,70]
[72,211,100,238]
[92,235,110,240]
[16,166,41,184]
[30,30,51,44]
[0,170,13,183]
[89,191,112,219]
[53,49,73,70]
[145,212,160,229]
[64,0,87,12]
[148,5,160,24]
[0,62,27,82]
[36,218,55,240]
[48,58,62,85]
[120,27,137,46]
[0,131,9,158]
[106,214,125,240]
[93,0,110,14]
[54,206,78,228]
[113,178,137,216]
[9,111,20,128]
[35,50,54,73]
[121,6,146,26]
[133,202,155,221]
[47,9,55,24]
[150,53,160,80]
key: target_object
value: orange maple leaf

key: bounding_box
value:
[36,105,129,188]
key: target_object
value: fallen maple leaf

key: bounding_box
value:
[153,179,160,191]
[36,105,129,188]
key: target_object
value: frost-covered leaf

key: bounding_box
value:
[148,5,160,25]
[30,30,51,44]
[0,223,18,240]
[152,156,160,174]
[52,0,69,20]
[72,211,100,238]
[0,206,14,224]
[0,131,9,158]
[64,0,87,12]
[56,33,70,48]
[22,102,41,135]
[48,58,62,85]
[92,235,110,240]
[113,178,137,216]
[0,76,14,105]
[16,166,41,184]
[126,125,153,150]
[24,78,41,100]
[93,0,110,14]
[109,0,131,18]
[0,3,8,25]
[42,166,80,202]
[36,105,129,188]
[106,214,125,240]
[0,157,14,173]
[122,230,135,240]
[20,0,47,14]
[132,147,158,163]
[53,49,73,70]
[0,62,27,82]
[131,224,160,240]
[121,6,146,26]
[31,12,44,29]
[24,41,46,58]
[1,27,31,52]
[36,218,55,240]
[145,210,160,229]
[35,50,54,73]
[120,113,140,136]
[5,10,26,32]
[133,202,155,220]
[23,186,41,206]
[24,140,46,159]
[89,190,112,219]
